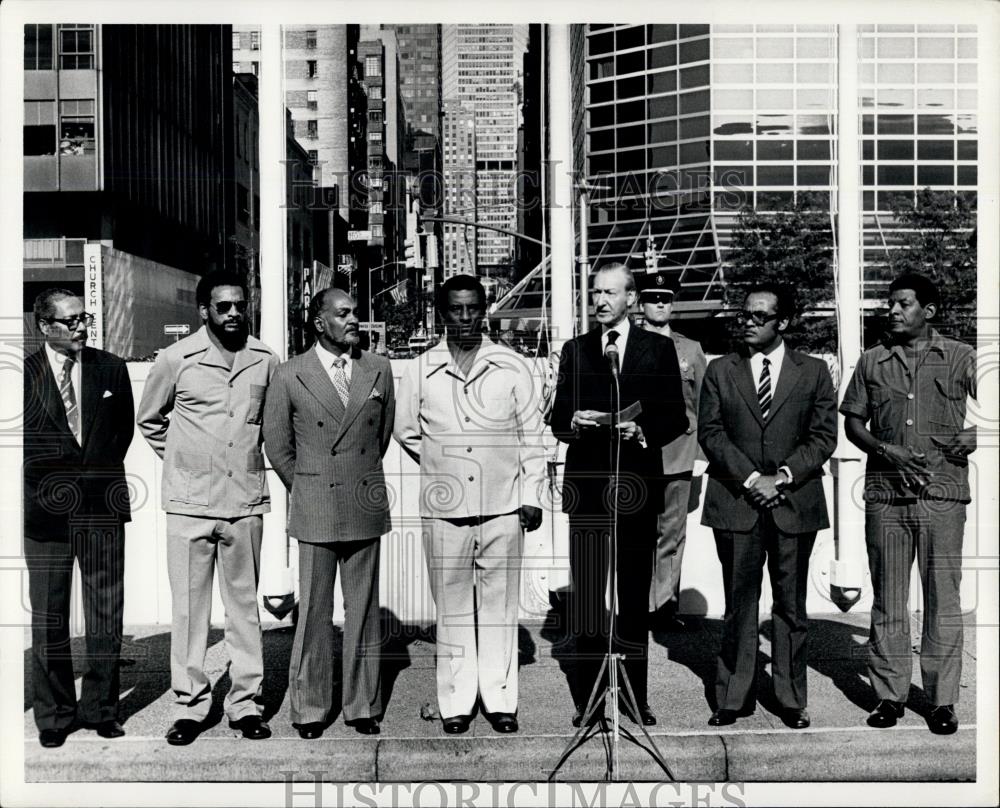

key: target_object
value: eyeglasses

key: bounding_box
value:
[735,311,781,326]
[45,313,94,330]
[211,301,249,314]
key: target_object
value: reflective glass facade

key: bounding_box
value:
[496,23,978,326]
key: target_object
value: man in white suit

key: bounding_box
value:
[394,274,545,735]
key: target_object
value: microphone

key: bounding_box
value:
[605,340,620,378]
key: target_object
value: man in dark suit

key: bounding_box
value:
[550,263,687,728]
[699,283,837,729]
[263,288,395,738]
[23,289,135,747]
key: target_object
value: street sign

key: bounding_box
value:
[164,324,190,336]
[347,230,371,242]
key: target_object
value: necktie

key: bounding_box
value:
[332,357,350,407]
[60,357,80,442]
[757,356,772,419]
[606,329,619,347]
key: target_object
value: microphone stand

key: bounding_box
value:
[549,345,674,782]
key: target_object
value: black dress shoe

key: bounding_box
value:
[166,719,202,746]
[708,706,754,727]
[294,722,325,740]
[928,705,958,735]
[347,717,381,735]
[442,715,471,734]
[866,700,905,729]
[618,699,657,726]
[488,713,518,733]
[39,728,68,748]
[229,715,272,740]
[571,704,605,728]
[82,719,125,738]
[780,708,810,729]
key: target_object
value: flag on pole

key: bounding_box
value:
[390,280,408,305]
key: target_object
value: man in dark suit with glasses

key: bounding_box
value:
[23,289,135,748]
[699,283,837,730]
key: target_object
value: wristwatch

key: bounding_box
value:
[876,443,888,457]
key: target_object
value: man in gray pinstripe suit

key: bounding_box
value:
[263,288,395,738]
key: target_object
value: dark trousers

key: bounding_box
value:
[866,499,966,706]
[289,538,382,725]
[568,512,656,709]
[25,522,125,731]
[713,514,815,712]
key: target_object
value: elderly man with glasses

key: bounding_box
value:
[23,289,135,748]
[137,270,279,746]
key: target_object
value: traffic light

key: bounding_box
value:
[404,237,417,268]
[644,238,657,272]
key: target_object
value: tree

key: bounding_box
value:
[724,192,836,353]
[886,188,976,343]
[381,289,421,346]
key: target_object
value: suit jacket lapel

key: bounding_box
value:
[31,349,77,439]
[620,324,642,376]
[582,327,605,374]
[334,351,379,446]
[297,349,346,420]
[729,355,766,429]
[765,349,802,422]
[79,349,104,450]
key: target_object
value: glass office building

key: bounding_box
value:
[493,23,977,332]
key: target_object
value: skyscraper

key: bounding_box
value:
[441,24,529,278]
[389,24,442,139]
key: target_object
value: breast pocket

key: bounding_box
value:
[868,386,893,440]
[928,376,966,430]
[246,384,266,426]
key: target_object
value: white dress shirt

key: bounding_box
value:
[45,343,82,432]
[749,338,785,396]
[601,316,631,368]
[744,339,793,488]
[314,342,352,385]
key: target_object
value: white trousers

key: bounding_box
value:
[422,513,523,718]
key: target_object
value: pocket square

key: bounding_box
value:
[369,389,383,401]
[102,390,114,399]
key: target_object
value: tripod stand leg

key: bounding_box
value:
[547,654,610,781]
[617,661,675,781]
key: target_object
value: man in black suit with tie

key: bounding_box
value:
[550,263,687,727]
[23,289,135,748]
[698,283,837,729]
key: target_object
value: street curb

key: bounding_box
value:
[23,729,975,783]
[724,727,977,782]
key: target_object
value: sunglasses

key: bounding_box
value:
[735,311,781,326]
[46,312,94,330]
[211,301,249,314]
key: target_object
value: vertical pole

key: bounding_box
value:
[831,23,865,601]
[547,25,575,351]
[258,24,293,606]
[579,191,590,332]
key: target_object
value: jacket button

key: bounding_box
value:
[228,441,233,447]
[464,416,471,423]
[360,448,366,455]
[227,471,233,478]
[467,447,473,453]
[318,421,324,427]
[468,475,474,482]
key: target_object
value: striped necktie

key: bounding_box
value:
[332,357,350,407]
[757,356,772,419]
[60,357,80,442]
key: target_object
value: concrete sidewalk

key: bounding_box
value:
[23,610,978,782]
